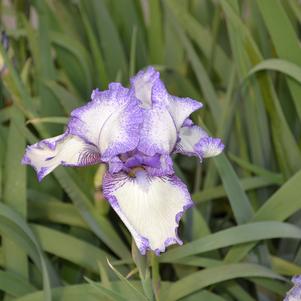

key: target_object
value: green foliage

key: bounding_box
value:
[0,0,301,300]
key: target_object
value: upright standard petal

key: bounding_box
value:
[130,67,202,155]
[130,66,159,108]
[175,121,224,160]
[138,104,178,155]
[103,170,193,255]
[68,83,143,161]
[22,132,101,181]
[151,78,202,129]
[131,66,201,126]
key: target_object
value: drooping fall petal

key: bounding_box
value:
[103,170,193,255]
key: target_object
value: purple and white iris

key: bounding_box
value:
[22,67,224,255]
[284,275,301,301]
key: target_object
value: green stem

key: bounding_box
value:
[151,252,160,301]
[131,241,154,301]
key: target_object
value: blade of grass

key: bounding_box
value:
[167,10,221,124]
[256,0,301,120]
[31,224,114,273]
[26,116,68,125]
[166,263,282,301]
[54,168,131,259]
[0,203,52,301]
[2,108,28,280]
[28,197,88,229]
[110,0,147,69]
[160,221,301,262]
[248,58,301,84]
[164,0,231,84]
[147,0,164,64]
[0,270,36,297]
[51,31,93,96]
[221,0,301,177]
[129,26,138,77]
[106,258,149,301]
[226,169,301,262]
[214,154,254,223]
[78,2,109,89]
[84,277,129,301]
[87,0,127,81]
[44,80,82,114]
[13,281,149,301]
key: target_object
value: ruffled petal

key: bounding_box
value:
[151,78,202,129]
[175,123,224,160]
[68,83,143,161]
[130,67,202,155]
[174,125,208,157]
[130,66,159,108]
[103,170,193,255]
[168,96,202,129]
[196,137,224,158]
[22,132,101,181]
[130,67,202,129]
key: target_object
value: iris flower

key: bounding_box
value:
[22,67,224,255]
[284,275,301,301]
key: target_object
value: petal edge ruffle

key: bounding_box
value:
[68,83,143,161]
[22,132,101,181]
[103,171,193,255]
[175,122,224,160]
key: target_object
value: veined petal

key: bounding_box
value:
[108,156,124,173]
[109,152,174,176]
[144,154,174,176]
[68,83,143,160]
[22,132,101,181]
[175,123,224,160]
[103,170,193,255]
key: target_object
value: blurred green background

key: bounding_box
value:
[1,0,301,300]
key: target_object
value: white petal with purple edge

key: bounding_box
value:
[196,137,224,158]
[130,66,159,108]
[175,123,224,159]
[138,105,178,155]
[175,125,208,157]
[103,170,193,255]
[151,78,202,129]
[168,96,202,129]
[131,67,202,129]
[68,83,143,160]
[22,133,101,181]
[130,67,202,155]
